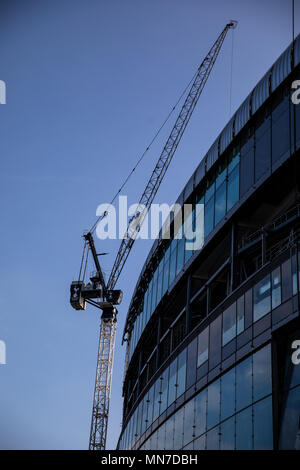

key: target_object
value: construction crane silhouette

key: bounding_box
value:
[70,21,237,451]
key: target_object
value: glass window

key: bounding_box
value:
[173,407,184,449]
[194,389,207,438]
[152,268,159,311]
[183,442,194,450]
[215,181,226,225]
[279,385,300,449]
[227,164,239,211]
[127,416,132,449]
[207,379,220,430]
[216,166,227,188]
[253,344,272,402]
[168,358,177,407]
[157,422,166,450]
[255,117,271,181]
[150,429,158,450]
[220,417,235,450]
[197,327,209,367]
[183,398,195,447]
[281,258,292,302]
[236,355,252,412]
[253,396,273,449]
[206,426,220,450]
[147,385,154,425]
[221,367,235,421]
[194,196,204,252]
[205,181,215,202]
[244,287,253,329]
[162,251,170,294]
[141,393,148,435]
[160,367,169,414]
[194,434,206,450]
[144,436,150,451]
[157,260,164,305]
[209,316,222,369]
[228,151,240,173]
[136,401,143,439]
[147,280,153,323]
[237,294,245,334]
[253,274,271,322]
[204,195,214,238]
[272,267,281,309]
[292,254,298,296]
[176,237,185,275]
[165,413,175,450]
[169,245,177,286]
[272,95,290,165]
[184,207,194,262]
[143,289,148,328]
[236,407,252,450]
[184,235,193,263]
[153,377,161,422]
[222,303,236,346]
[133,410,138,447]
[176,349,187,398]
[186,337,197,388]
[240,137,254,197]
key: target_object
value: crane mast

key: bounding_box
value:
[70,21,237,451]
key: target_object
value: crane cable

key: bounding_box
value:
[78,241,87,282]
[79,70,198,285]
[88,66,200,235]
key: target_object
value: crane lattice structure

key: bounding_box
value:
[70,20,237,451]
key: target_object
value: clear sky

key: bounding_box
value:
[0,0,299,450]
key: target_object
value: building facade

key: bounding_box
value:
[117,34,300,450]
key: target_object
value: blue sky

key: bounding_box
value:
[0,0,299,450]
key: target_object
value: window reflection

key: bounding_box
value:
[253,274,271,321]
[127,345,273,450]
[236,407,252,450]
[221,367,235,421]
[222,303,236,346]
[197,327,209,367]
[207,379,220,429]
[253,396,273,449]
[236,356,252,412]
[220,417,235,450]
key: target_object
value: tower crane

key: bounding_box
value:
[70,21,237,451]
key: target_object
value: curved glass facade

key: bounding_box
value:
[119,250,300,450]
[119,34,300,451]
